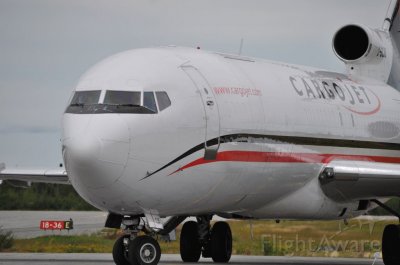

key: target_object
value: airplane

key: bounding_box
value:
[2,1,400,265]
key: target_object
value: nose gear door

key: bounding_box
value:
[181,65,220,160]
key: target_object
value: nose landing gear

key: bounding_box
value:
[113,234,161,265]
[129,236,161,265]
[112,234,130,265]
[111,214,232,265]
[111,216,162,265]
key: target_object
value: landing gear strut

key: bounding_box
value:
[180,216,232,263]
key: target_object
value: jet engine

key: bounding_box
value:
[332,24,393,82]
[333,24,389,63]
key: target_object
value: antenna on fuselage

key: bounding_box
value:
[238,38,244,55]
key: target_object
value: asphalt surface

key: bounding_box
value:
[0,254,384,265]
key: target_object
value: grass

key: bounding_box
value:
[2,219,395,258]
[0,227,13,251]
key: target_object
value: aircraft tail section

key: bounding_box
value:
[331,0,400,88]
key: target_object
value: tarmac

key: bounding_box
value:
[0,254,384,265]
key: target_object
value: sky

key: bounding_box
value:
[0,0,390,168]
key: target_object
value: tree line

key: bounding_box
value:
[0,181,97,211]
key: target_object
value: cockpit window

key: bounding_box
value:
[70,90,101,106]
[143,92,158,113]
[65,90,171,114]
[155,92,171,111]
[65,90,101,113]
[104,91,141,106]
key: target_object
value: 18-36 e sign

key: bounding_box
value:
[39,220,73,230]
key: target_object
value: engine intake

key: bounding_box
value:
[332,24,390,65]
[332,23,394,84]
[333,25,369,61]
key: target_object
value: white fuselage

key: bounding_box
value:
[62,47,400,220]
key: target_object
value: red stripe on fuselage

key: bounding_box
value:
[169,151,400,175]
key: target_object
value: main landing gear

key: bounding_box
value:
[382,224,400,265]
[180,216,232,263]
[110,214,232,265]
[371,200,400,265]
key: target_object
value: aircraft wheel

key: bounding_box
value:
[210,221,232,263]
[382,224,400,265]
[112,235,131,265]
[180,221,201,262]
[128,236,161,265]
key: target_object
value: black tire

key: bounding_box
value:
[382,224,400,265]
[180,221,201,262]
[128,236,161,265]
[112,235,131,265]
[210,221,232,263]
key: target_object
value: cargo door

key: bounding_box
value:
[181,65,220,160]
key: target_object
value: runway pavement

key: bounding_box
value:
[0,254,384,265]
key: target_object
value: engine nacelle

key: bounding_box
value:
[333,24,389,63]
[332,24,393,82]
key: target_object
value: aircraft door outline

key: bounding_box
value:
[181,65,220,160]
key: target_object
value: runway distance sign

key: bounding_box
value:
[39,219,73,230]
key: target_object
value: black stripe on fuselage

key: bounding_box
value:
[140,134,400,180]
[224,134,400,151]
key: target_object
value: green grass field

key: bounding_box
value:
[3,219,395,258]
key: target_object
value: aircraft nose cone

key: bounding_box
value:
[62,115,130,189]
[66,135,101,164]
